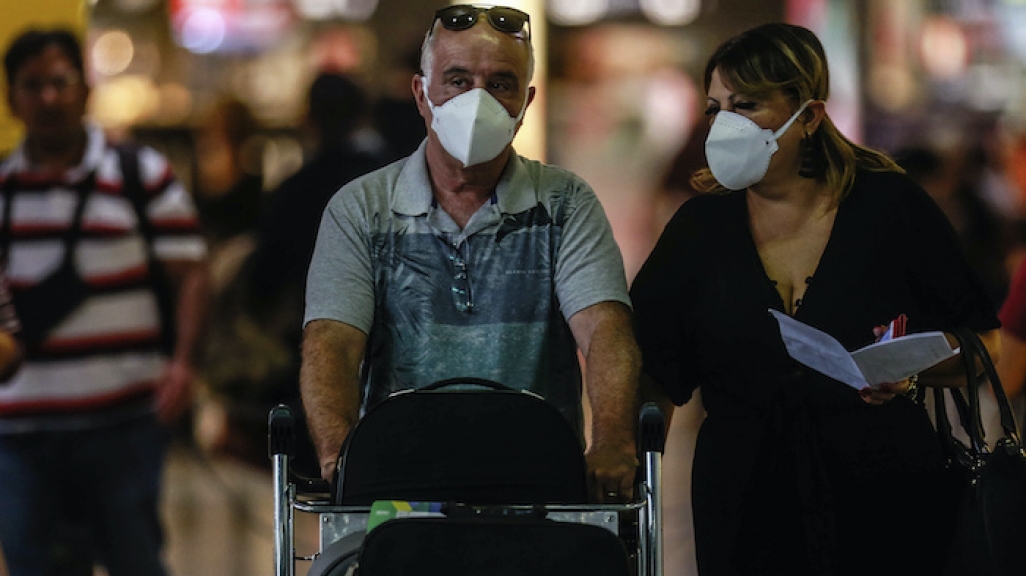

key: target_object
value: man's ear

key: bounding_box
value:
[412,74,429,120]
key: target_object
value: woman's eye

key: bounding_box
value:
[734,101,756,110]
[703,105,719,116]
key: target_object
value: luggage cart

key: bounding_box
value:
[270,380,666,576]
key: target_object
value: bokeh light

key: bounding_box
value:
[180,8,227,54]
[639,0,701,26]
[919,16,968,80]
[548,0,609,26]
[91,75,160,128]
[92,30,135,76]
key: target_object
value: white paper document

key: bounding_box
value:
[769,309,958,389]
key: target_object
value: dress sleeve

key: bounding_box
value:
[898,176,1001,332]
[630,200,703,406]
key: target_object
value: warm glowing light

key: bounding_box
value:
[113,0,160,11]
[293,0,334,20]
[90,75,159,128]
[868,64,917,112]
[92,30,134,76]
[293,0,378,20]
[548,0,609,26]
[639,0,700,26]
[155,83,194,125]
[919,16,968,80]
[335,0,378,21]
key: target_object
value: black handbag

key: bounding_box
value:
[936,328,1026,576]
[1,173,94,347]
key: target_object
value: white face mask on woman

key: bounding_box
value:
[423,78,528,167]
[705,100,811,190]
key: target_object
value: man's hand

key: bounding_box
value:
[155,357,194,423]
[585,442,639,503]
[320,457,338,483]
[568,301,642,504]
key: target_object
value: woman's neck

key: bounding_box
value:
[747,178,837,238]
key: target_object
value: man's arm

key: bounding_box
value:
[300,319,368,481]
[155,259,209,423]
[567,300,641,503]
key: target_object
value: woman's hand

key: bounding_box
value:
[859,379,911,405]
[858,322,913,404]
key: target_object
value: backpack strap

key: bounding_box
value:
[1,171,92,265]
[116,144,177,355]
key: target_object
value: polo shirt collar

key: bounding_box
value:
[391,141,539,217]
[3,121,106,182]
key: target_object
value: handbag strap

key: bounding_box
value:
[954,327,988,454]
[961,327,1022,448]
[2,171,95,266]
[934,328,1024,460]
[933,331,982,460]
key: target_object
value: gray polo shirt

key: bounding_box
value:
[305,142,629,434]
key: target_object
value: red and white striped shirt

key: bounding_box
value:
[0,123,206,432]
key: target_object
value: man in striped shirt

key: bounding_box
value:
[0,29,207,576]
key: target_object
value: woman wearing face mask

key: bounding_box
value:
[631,23,1000,576]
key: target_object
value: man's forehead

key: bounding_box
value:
[16,46,77,75]
[431,24,529,73]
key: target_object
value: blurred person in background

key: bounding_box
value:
[300,4,641,503]
[895,144,1013,307]
[191,96,263,247]
[0,28,207,576]
[631,22,1001,576]
[188,96,265,466]
[249,72,388,312]
[195,72,387,474]
[373,46,429,163]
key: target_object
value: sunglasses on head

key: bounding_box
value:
[432,4,531,40]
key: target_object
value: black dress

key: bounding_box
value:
[630,170,1000,576]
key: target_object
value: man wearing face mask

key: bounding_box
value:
[300,5,640,504]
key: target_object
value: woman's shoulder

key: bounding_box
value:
[657,192,740,242]
[849,167,931,199]
[849,168,934,209]
[670,190,742,223]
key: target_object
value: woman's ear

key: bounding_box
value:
[803,100,827,134]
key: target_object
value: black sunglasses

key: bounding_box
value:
[432,5,531,40]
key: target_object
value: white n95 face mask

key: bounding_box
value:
[423,79,527,167]
[705,100,811,190]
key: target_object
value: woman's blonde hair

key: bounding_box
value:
[691,22,901,196]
